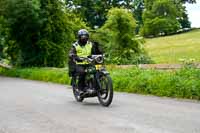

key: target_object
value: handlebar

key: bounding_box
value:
[79,55,104,64]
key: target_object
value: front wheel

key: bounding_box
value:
[97,74,113,107]
[71,77,84,102]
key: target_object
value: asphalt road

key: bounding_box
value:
[0,76,200,133]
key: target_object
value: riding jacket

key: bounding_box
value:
[68,41,102,76]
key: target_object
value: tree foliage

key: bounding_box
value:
[36,0,73,67]
[173,0,191,28]
[137,0,194,35]
[180,0,196,3]
[132,0,144,34]
[0,0,9,59]
[65,0,137,28]
[0,16,5,59]
[94,8,151,64]
[2,0,86,67]
[4,0,41,66]
[142,0,181,37]
[66,0,100,28]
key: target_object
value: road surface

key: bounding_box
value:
[0,76,200,133]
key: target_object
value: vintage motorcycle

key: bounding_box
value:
[71,55,113,107]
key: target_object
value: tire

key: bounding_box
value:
[97,74,113,107]
[71,77,84,102]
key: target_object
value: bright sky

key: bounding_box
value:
[185,1,200,28]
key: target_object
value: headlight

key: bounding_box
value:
[95,56,103,64]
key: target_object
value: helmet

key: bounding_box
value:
[78,29,89,45]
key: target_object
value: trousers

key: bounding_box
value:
[74,65,89,91]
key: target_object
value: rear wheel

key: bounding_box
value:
[71,77,84,102]
[97,74,113,107]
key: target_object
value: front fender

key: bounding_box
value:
[100,68,109,75]
[95,70,110,90]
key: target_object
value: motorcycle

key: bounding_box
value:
[71,55,113,107]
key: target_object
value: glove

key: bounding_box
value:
[74,56,83,62]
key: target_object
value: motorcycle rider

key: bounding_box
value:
[68,29,102,94]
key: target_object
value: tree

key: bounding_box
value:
[4,0,41,66]
[4,0,87,67]
[36,0,74,67]
[95,8,151,64]
[179,11,191,28]
[180,0,196,3]
[135,0,195,33]
[173,0,192,28]
[142,0,180,37]
[65,0,136,28]
[0,16,8,59]
[133,0,144,34]
[66,0,103,28]
[0,0,9,60]
[0,16,4,59]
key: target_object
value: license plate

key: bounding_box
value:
[95,64,102,70]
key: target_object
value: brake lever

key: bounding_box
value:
[87,58,93,62]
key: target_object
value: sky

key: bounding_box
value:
[185,0,200,28]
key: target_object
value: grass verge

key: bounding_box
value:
[1,66,200,100]
[0,67,71,85]
[110,67,200,100]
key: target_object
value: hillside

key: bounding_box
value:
[145,29,200,64]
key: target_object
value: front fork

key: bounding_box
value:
[95,69,110,91]
[95,72,101,90]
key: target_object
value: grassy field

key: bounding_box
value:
[145,29,200,64]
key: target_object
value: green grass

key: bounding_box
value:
[145,29,200,63]
[0,67,71,84]
[110,67,200,100]
[1,66,200,100]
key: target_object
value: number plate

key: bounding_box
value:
[95,64,102,70]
